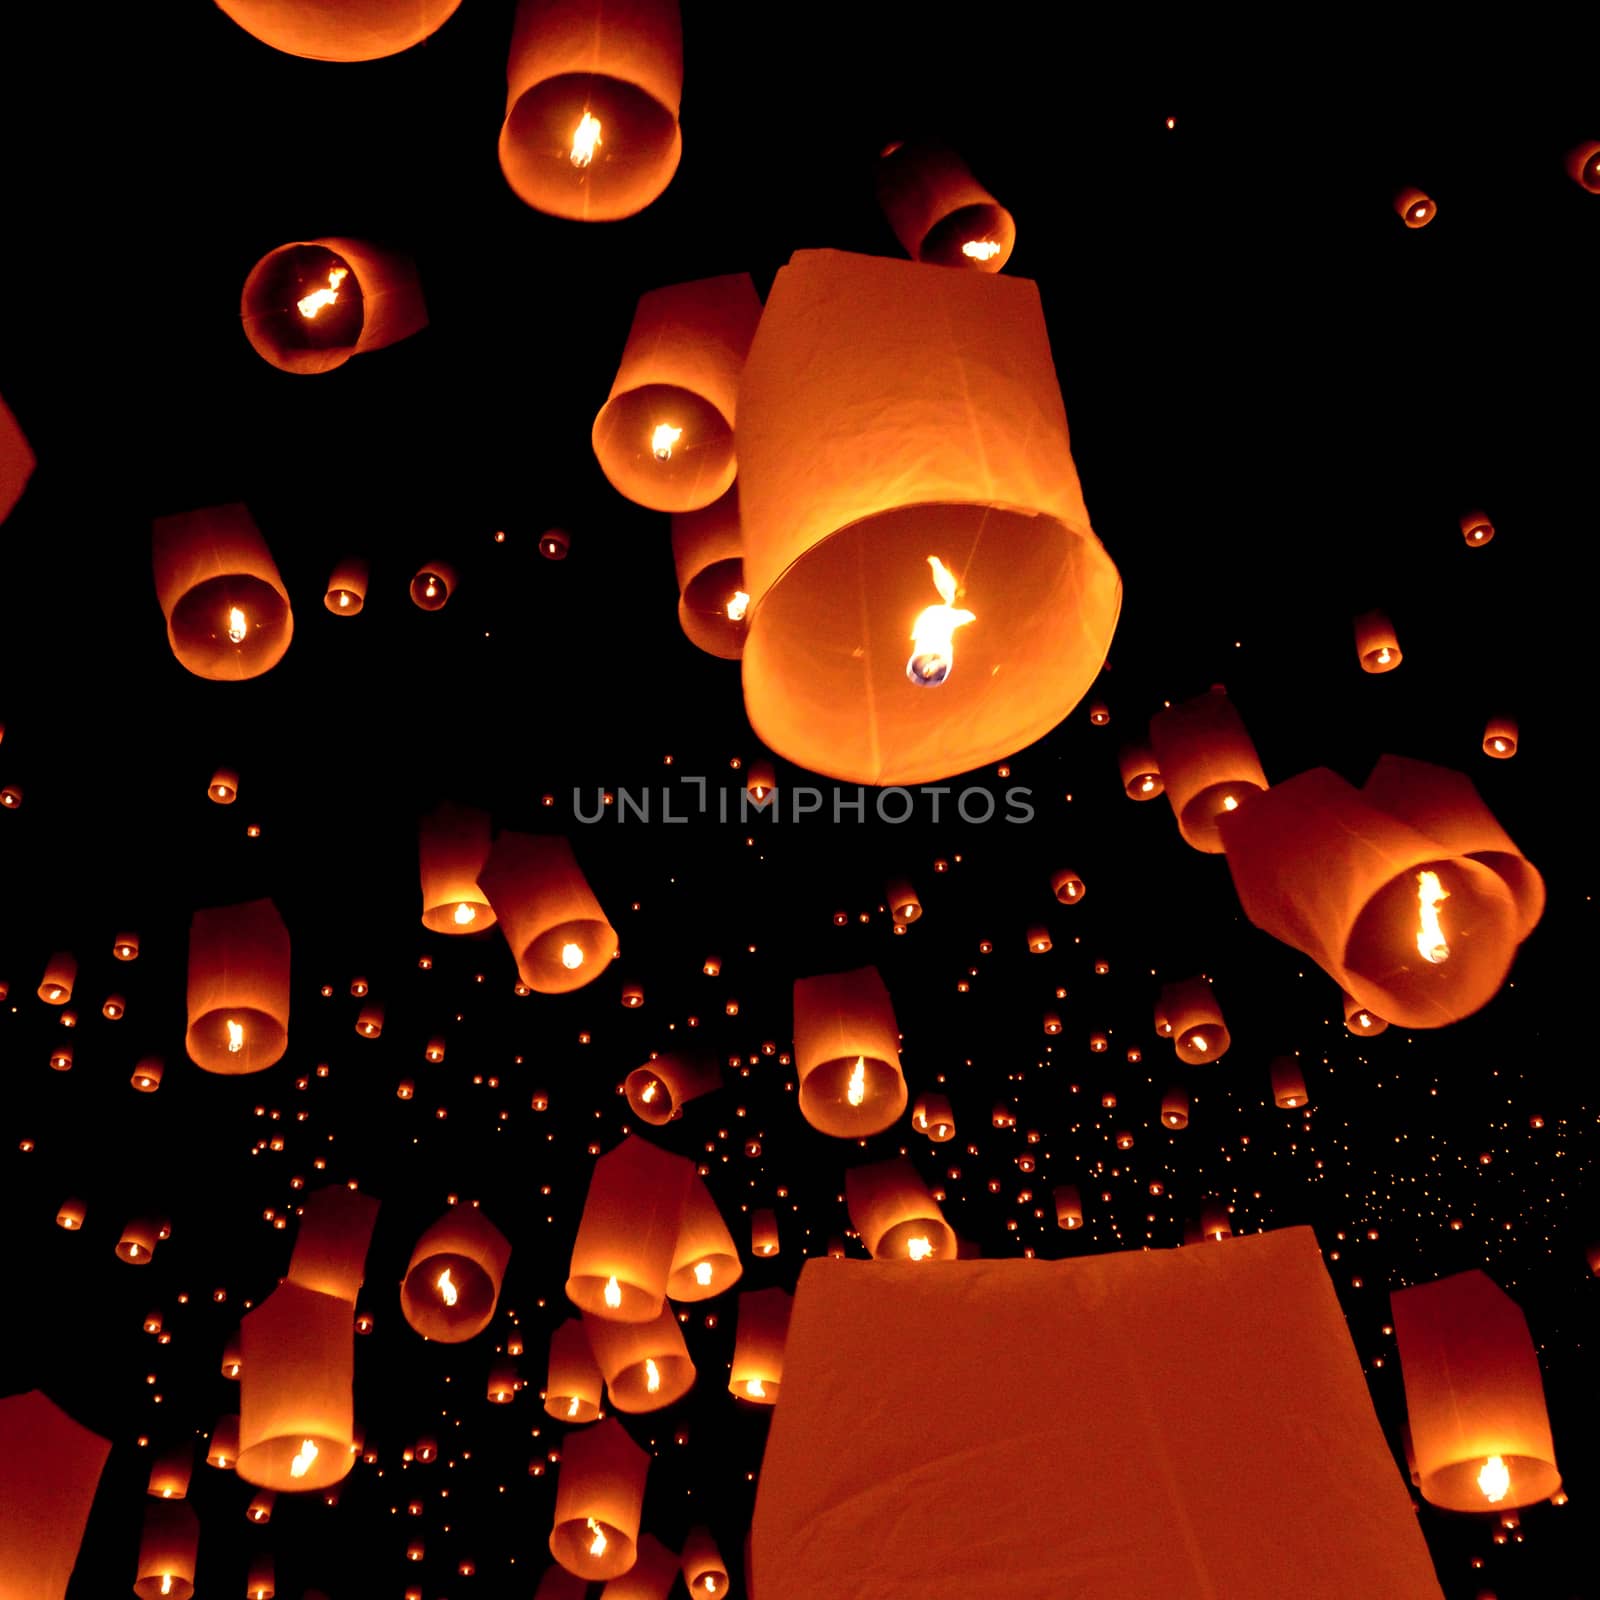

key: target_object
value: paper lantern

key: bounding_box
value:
[207,1414,241,1469]
[1042,1012,1061,1036]
[148,1440,193,1500]
[1160,976,1230,1065]
[730,1287,792,1406]
[49,1045,72,1072]
[355,1001,384,1038]
[213,0,462,60]
[874,138,1015,271]
[666,1173,743,1301]
[592,274,761,514]
[101,993,126,1021]
[208,765,238,804]
[246,1489,275,1524]
[419,801,497,933]
[1459,509,1495,548]
[584,1304,696,1411]
[1395,186,1436,227]
[738,249,1120,786]
[0,1391,109,1600]
[568,1134,694,1321]
[1161,1088,1190,1129]
[620,980,645,1009]
[117,1217,161,1264]
[55,1197,86,1231]
[287,1184,380,1303]
[152,503,293,679]
[1354,609,1402,673]
[1270,1056,1310,1109]
[682,1526,729,1597]
[1392,1269,1561,1511]
[1568,140,1600,193]
[1050,868,1085,905]
[480,831,618,994]
[625,1051,719,1126]
[1482,716,1517,759]
[113,931,140,961]
[546,1317,605,1423]
[1199,1202,1233,1242]
[324,558,368,615]
[186,898,290,1074]
[746,760,776,802]
[1118,741,1164,801]
[409,558,456,610]
[911,1092,955,1141]
[400,1205,512,1342]
[1052,1187,1084,1231]
[222,1334,242,1379]
[247,1552,275,1600]
[0,390,35,526]
[1343,989,1388,1036]
[488,1359,520,1403]
[38,951,76,1004]
[133,1499,199,1600]
[750,1208,780,1257]
[549,1418,649,1581]
[537,1567,588,1600]
[541,528,572,560]
[672,487,748,658]
[792,965,908,1138]
[600,1532,679,1599]
[0,784,19,809]
[1148,686,1267,853]
[887,878,922,923]
[846,1157,955,1261]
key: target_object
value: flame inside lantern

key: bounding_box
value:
[436,1268,458,1307]
[1415,869,1451,965]
[644,1358,661,1394]
[226,1019,245,1054]
[453,902,477,926]
[907,556,976,686]
[845,1056,866,1107]
[571,112,602,169]
[161,1578,173,1597]
[289,1438,319,1479]
[726,590,750,622]
[746,1377,765,1399]
[1478,1454,1511,1504]
[586,1518,608,1558]
[603,1275,622,1309]
[227,606,248,644]
[651,423,682,461]
[693,1260,713,1287]
[566,1395,580,1418]
[561,942,585,971]
[640,1078,658,1104]
[961,239,1002,261]
[1190,1033,1209,1054]
[296,265,349,320]
[906,1236,934,1261]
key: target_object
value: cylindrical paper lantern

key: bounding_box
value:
[750,1208,779,1257]
[153,503,293,679]
[592,274,761,513]
[1042,1012,1062,1035]
[792,965,907,1138]
[39,951,76,1003]
[1568,140,1600,193]
[541,528,572,560]
[729,1286,791,1405]
[738,249,1120,786]
[0,390,35,526]
[134,1499,199,1600]
[49,1044,73,1073]
[1355,609,1402,673]
[1482,716,1517,759]
[247,1552,275,1599]
[324,557,368,615]
[0,1391,110,1599]
[117,1217,161,1264]
[246,1489,275,1524]
[1147,686,1267,853]
[1050,868,1085,905]
[1343,989,1388,1036]
[114,931,140,961]
[912,1092,955,1141]
[488,1359,520,1403]
[1395,186,1436,227]
[549,1418,649,1581]
[746,759,775,802]
[546,1317,605,1423]
[148,1440,193,1499]
[287,1185,380,1303]
[1199,1202,1233,1242]
[186,898,290,1073]
[666,1174,743,1301]
[419,801,497,933]
[682,1526,729,1597]
[600,1532,679,1600]
[207,1415,241,1469]
[874,139,1015,271]
[568,1135,694,1321]
[1392,1269,1561,1511]
[1460,509,1495,548]
[1053,1185,1083,1230]
[626,1051,719,1125]
[208,765,239,803]
[355,1001,384,1038]
[887,878,922,923]
[480,831,618,994]
[500,0,684,222]
[1270,1055,1309,1109]
[672,487,747,657]
[845,1157,955,1261]
[1160,1088,1189,1129]
[56,1197,86,1230]
[410,559,456,610]
[132,1056,163,1092]
[222,1334,242,1379]
[1160,976,1230,1065]
[1118,741,1163,800]
[214,0,462,61]
[400,1205,512,1342]
[584,1304,695,1411]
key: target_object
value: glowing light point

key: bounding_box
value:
[1140,776,1156,793]
[226,1019,245,1054]
[726,589,750,622]
[571,112,602,169]
[1377,646,1392,665]
[1416,869,1451,964]
[586,1517,608,1558]
[746,1377,766,1399]
[296,265,348,320]
[566,1395,580,1418]
[693,1260,713,1287]
[453,901,477,926]
[1221,794,1238,811]
[1492,738,1506,752]
[1190,1034,1209,1054]
[845,1055,866,1108]
[961,239,1002,261]
[906,1236,934,1261]
[289,1438,319,1479]
[436,1267,458,1307]
[227,606,248,644]
[161,1578,174,1597]
[603,1275,622,1309]
[640,1079,658,1104]
[651,423,683,461]
[1478,1454,1511,1504]
[644,1358,661,1394]
[907,556,975,686]
[561,941,585,970]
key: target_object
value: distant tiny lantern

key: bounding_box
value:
[1042,1012,1062,1036]
[418,801,497,934]
[1088,1032,1109,1054]
[1161,1087,1190,1128]
[480,831,618,993]
[792,965,908,1138]
[683,1526,729,1597]
[49,1044,73,1072]
[730,1287,792,1405]
[1459,509,1495,548]
[487,1359,519,1403]
[1026,926,1052,954]
[425,1037,445,1063]
[246,1553,275,1599]
[134,1499,199,1600]
[874,138,1016,271]
[1199,1202,1233,1242]
[1482,717,1517,760]
[246,1489,275,1524]
[323,558,368,616]
[1160,976,1230,1065]
[583,1304,695,1412]
[1148,685,1267,853]
[409,559,457,611]
[912,1092,955,1141]
[1395,186,1437,227]
[1354,609,1402,673]
[38,951,75,1004]
[672,487,748,658]
[1054,1185,1083,1230]
[222,1335,242,1379]
[1050,868,1085,905]
[1087,699,1111,726]
[887,878,922,923]
[620,980,645,1008]
[626,1051,718,1125]
[548,1418,649,1580]
[400,1205,512,1343]
[546,1318,604,1423]
[1270,1056,1310,1109]
[666,1173,743,1301]
[208,766,239,804]
[1119,742,1164,800]
[846,1157,955,1261]
[186,899,290,1074]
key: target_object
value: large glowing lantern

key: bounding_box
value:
[480,830,618,993]
[400,1204,512,1342]
[846,1157,955,1261]
[0,1390,110,1600]
[625,1051,719,1124]
[1147,685,1267,853]
[419,801,497,933]
[792,965,907,1138]
[152,504,293,680]
[874,139,1015,272]
[1219,757,1540,1028]
[592,274,762,513]
[672,487,747,658]
[584,1304,696,1411]
[133,1499,199,1600]
[213,0,462,60]
[1270,1056,1310,1109]
[738,249,1121,786]
[666,1174,743,1301]
[287,1184,380,1303]
[500,0,684,221]
[0,391,34,526]
[568,1134,695,1321]
[730,1287,792,1405]
[238,1282,355,1491]
[682,1527,729,1598]
[241,238,426,375]
[1459,509,1495,548]
[1159,976,1230,1065]
[545,1318,605,1423]
[549,1417,650,1581]
[186,898,290,1074]
[1391,1269,1561,1511]
[1482,716,1517,759]
[1354,609,1402,673]
[600,1532,679,1599]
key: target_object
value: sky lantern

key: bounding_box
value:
[0,1390,110,1600]
[1160,976,1230,1065]
[185,898,290,1074]
[568,1134,695,1321]
[246,1489,275,1524]
[1343,990,1388,1036]
[672,487,748,657]
[682,1526,729,1597]
[1270,1056,1309,1109]
[409,558,457,610]
[1050,868,1085,905]
[38,951,75,1004]
[500,0,684,221]
[1568,140,1600,192]
[0,390,34,525]
[746,759,776,802]
[666,1173,743,1301]
[488,1359,520,1403]
[1354,609,1403,673]
[738,249,1121,786]
[208,765,238,804]
[152,504,293,680]
[207,1415,241,1470]
[1459,509,1495,548]
[55,1197,86,1230]
[323,557,368,614]
[792,965,908,1138]
[1147,685,1267,853]
[1199,1202,1233,1242]
[1482,716,1517,759]
[117,1217,161,1264]
[222,1334,242,1379]
[846,1157,956,1261]
[599,1532,679,1599]
[750,1208,780,1256]
[912,1092,955,1141]
[545,1318,605,1423]
[1119,741,1163,800]
[213,0,462,60]
[241,238,426,375]
[418,802,497,934]
[887,878,922,923]
[133,1499,199,1600]
[592,273,761,513]
[583,1304,696,1411]
[148,1440,193,1500]
[1395,186,1437,226]
[730,1287,792,1405]
[549,1417,650,1581]
[246,1553,275,1600]
[400,1205,512,1342]
[286,1184,380,1303]
[1392,1269,1561,1511]
[1161,1087,1190,1128]
[874,138,1015,271]
[626,1051,719,1123]
[113,931,140,961]
[480,831,618,993]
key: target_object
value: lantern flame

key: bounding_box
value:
[644,1358,661,1394]
[571,112,602,168]
[906,556,975,686]
[1415,869,1451,965]
[1492,738,1506,752]
[603,1275,622,1309]
[907,1236,934,1261]
[289,1438,319,1479]
[1190,1033,1209,1053]
[453,901,477,926]
[436,1267,458,1307]
[726,589,750,622]
[1140,776,1155,793]
[561,942,584,970]
[651,423,682,461]
[586,1517,608,1558]
[746,1377,766,1399]
[1221,795,1238,811]
[961,239,1002,261]
[640,1078,658,1103]
[694,1260,713,1287]
[297,265,348,320]
[1377,646,1392,665]
[337,590,351,607]
[161,1578,173,1597]
[1478,1454,1511,1504]
[566,1395,580,1417]
[845,1055,866,1107]
[226,1019,245,1053]
[705,1578,721,1594]
[227,606,248,643]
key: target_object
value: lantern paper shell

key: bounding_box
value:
[39,951,76,1003]
[148,1440,194,1500]
[1199,1202,1233,1242]
[0,390,35,526]
[545,1318,605,1423]
[500,0,683,221]
[1148,686,1267,853]
[746,759,776,802]
[355,1001,384,1037]
[750,1208,780,1257]
[419,801,498,933]
[887,878,922,923]
[549,1418,649,1581]
[672,487,747,658]
[592,273,761,513]
[186,898,290,1073]
[133,1498,199,1600]
[214,0,462,61]
[287,1184,380,1303]
[56,1197,86,1230]
[1160,1088,1190,1129]
[845,1157,955,1261]
[480,831,618,994]
[874,139,1015,272]
[400,1205,512,1342]
[1119,741,1164,800]
[584,1304,696,1411]
[1050,868,1085,905]
[1568,140,1600,192]
[410,559,456,610]
[1354,610,1402,673]
[246,1553,275,1599]
[666,1173,744,1301]
[730,1287,792,1406]
[117,1217,161,1264]
[600,1532,680,1600]
[1270,1056,1310,1109]
[792,965,907,1138]
[1459,509,1495,548]
[1161,977,1230,1065]
[626,1052,719,1125]
[114,931,140,961]
[324,557,368,615]
[1054,1185,1083,1229]
[1343,990,1388,1036]
[682,1527,728,1597]
[207,1415,240,1469]
[1482,716,1517,759]
[1391,1269,1561,1511]
[153,504,293,680]
[208,765,239,803]
[247,1489,275,1524]
[0,1390,110,1600]
[222,1335,242,1379]
[738,249,1121,786]
[1395,186,1437,227]
[567,1134,694,1321]
[912,1092,955,1141]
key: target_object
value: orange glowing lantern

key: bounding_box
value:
[38,951,75,1004]
[355,1001,384,1038]
[568,1134,694,1321]
[480,830,618,994]
[246,1489,275,1524]
[1354,610,1402,673]
[49,1045,72,1072]
[1118,741,1164,801]
[113,931,140,961]
[540,527,572,560]
[620,980,645,1009]
[409,559,456,611]
[56,1197,86,1230]
[148,1440,193,1500]
[1343,990,1388,1036]
[666,1173,743,1301]
[246,1553,275,1599]
[887,878,923,923]
[0,390,35,525]
[1050,868,1085,905]
[1147,685,1267,853]
[1161,1088,1190,1129]
[1395,186,1437,227]
[222,1334,242,1379]
[1391,1269,1561,1511]
[1270,1056,1309,1109]
[400,1205,512,1343]
[101,994,126,1021]
[1459,509,1494,548]
[186,898,290,1074]
[418,801,497,934]
[1088,1032,1109,1054]
[584,1304,695,1411]
[323,557,368,615]
[730,1287,792,1406]
[682,1526,729,1597]
[117,1217,161,1264]
[0,783,20,809]
[207,1414,241,1470]
[0,1391,110,1597]
[626,1052,719,1125]
[1568,140,1600,192]
[488,1360,520,1403]
[750,1208,780,1257]
[546,1318,605,1423]
[792,965,908,1138]
[1026,926,1052,954]
[846,1157,955,1261]
[1482,717,1517,760]
[1043,1012,1062,1035]
[912,1092,955,1142]
[1199,1202,1233,1242]
[208,766,238,804]
[738,249,1120,786]
[287,1184,380,1304]
[874,138,1015,272]
[1160,976,1230,1065]
[214,0,462,60]
[548,1417,649,1580]
[746,759,776,803]
[1054,1185,1083,1230]
[134,1499,199,1600]
[672,487,749,658]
